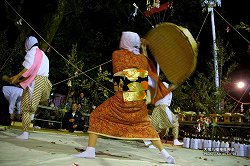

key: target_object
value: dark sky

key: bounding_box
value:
[221,0,250,83]
[222,0,249,24]
[1,0,249,81]
[222,0,250,103]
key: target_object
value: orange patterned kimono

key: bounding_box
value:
[88,49,169,140]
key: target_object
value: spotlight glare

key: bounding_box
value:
[237,81,245,88]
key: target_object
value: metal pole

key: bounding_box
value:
[208,6,221,112]
[208,7,220,89]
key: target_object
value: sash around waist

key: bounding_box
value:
[113,68,149,102]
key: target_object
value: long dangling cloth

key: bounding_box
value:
[20,48,43,89]
[146,58,171,105]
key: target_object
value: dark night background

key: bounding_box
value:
[0,0,249,109]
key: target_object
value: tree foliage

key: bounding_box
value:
[1,0,248,112]
[63,43,112,110]
[171,37,238,114]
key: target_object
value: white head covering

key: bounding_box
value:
[119,31,140,55]
[25,36,38,51]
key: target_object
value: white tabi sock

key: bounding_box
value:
[174,139,184,146]
[74,147,96,158]
[160,149,175,164]
[148,145,157,149]
[143,140,152,146]
[143,140,156,149]
[16,132,29,140]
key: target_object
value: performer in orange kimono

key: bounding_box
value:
[74,31,174,164]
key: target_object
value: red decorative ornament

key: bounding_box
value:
[144,2,172,17]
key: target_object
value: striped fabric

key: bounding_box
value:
[21,76,52,131]
[150,104,179,140]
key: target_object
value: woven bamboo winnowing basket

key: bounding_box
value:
[145,22,198,88]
